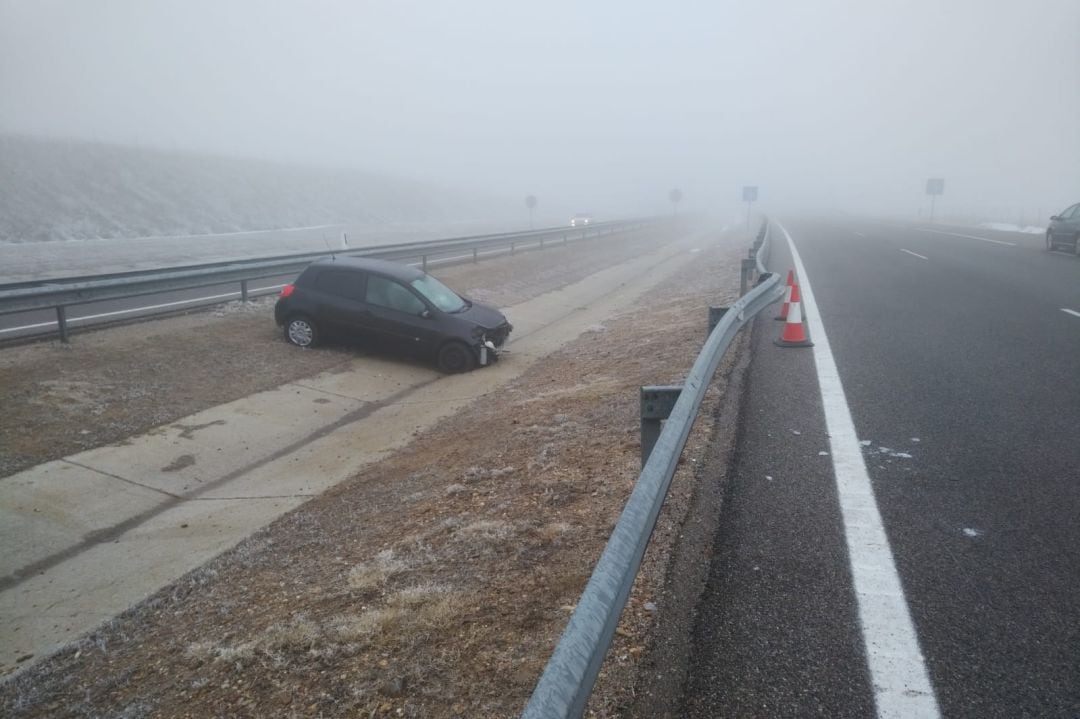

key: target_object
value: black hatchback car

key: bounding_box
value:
[1047,202,1080,253]
[274,257,512,373]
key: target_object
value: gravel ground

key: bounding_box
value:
[0,225,749,717]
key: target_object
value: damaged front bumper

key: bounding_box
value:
[477,323,513,366]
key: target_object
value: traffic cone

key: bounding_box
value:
[774,269,795,320]
[774,284,813,347]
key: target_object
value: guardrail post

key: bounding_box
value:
[240,280,249,303]
[740,258,755,296]
[709,306,729,334]
[540,237,545,249]
[422,254,428,271]
[511,242,515,255]
[640,385,682,467]
[563,232,568,244]
[473,247,478,263]
[56,306,70,343]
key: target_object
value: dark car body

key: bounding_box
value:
[1047,203,1080,253]
[274,257,512,372]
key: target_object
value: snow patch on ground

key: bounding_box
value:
[963,528,981,537]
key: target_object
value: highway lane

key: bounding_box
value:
[682,218,1080,717]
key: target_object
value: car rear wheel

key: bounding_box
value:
[1075,233,1080,256]
[285,315,319,348]
[436,341,477,373]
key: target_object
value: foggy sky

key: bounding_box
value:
[2,0,1078,220]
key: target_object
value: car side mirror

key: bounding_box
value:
[420,309,432,319]
[1050,215,1061,221]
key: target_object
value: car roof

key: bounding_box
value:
[307,256,425,282]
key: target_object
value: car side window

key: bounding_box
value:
[366,275,426,314]
[316,270,366,301]
[1065,205,1080,219]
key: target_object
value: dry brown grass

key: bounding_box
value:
[346,549,410,592]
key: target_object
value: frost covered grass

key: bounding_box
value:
[347,549,410,591]
[186,585,461,671]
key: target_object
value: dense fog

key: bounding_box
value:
[2,0,1078,223]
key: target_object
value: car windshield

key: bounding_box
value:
[411,274,467,313]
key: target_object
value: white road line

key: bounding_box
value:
[1062,309,1080,319]
[900,249,929,260]
[777,222,941,719]
[0,285,287,335]
[914,228,1016,246]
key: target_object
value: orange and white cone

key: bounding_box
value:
[774,269,796,321]
[774,283,813,347]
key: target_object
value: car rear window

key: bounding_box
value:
[315,270,367,301]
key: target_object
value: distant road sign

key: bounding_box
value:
[926,178,945,196]
[743,186,758,202]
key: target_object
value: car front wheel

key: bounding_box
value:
[436,341,477,373]
[1046,232,1054,251]
[285,315,319,348]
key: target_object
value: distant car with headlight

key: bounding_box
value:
[570,213,593,227]
[275,257,512,373]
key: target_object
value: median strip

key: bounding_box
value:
[0,229,709,677]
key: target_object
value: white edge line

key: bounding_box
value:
[777,221,941,718]
[900,249,929,260]
[914,228,1016,246]
[0,285,288,335]
[1062,308,1080,319]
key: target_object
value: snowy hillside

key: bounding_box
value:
[0,135,502,243]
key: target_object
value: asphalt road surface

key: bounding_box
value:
[681,218,1080,717]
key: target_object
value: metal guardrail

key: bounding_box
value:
[521,219,782,718]
[0,218,656,342]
